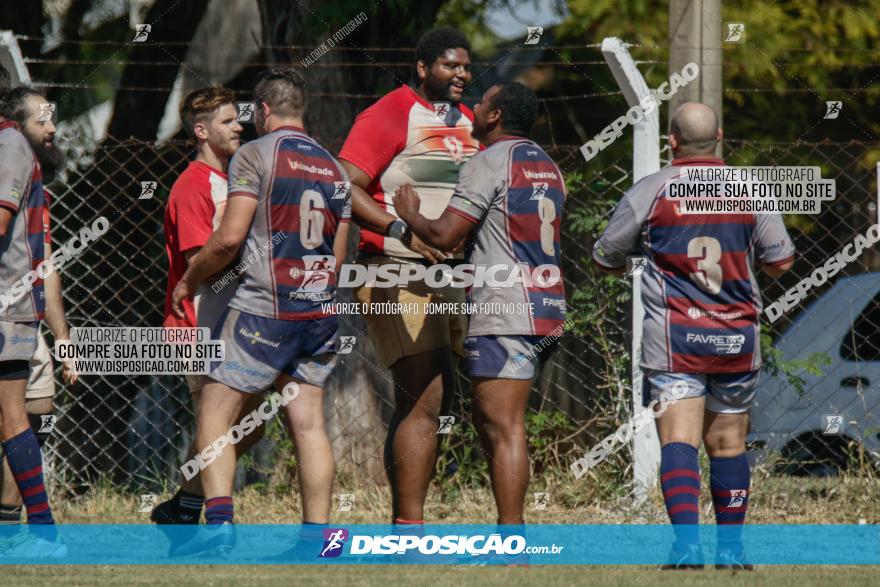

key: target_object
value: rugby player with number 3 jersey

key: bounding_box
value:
[171,70,351,555]
[338,27,479,526]
[395,82,566,533]
[593,103,795,570]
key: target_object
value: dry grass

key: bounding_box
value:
[52,466,880,525]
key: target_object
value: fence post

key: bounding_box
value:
[601,37,661,502]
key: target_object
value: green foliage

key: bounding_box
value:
[434,409,578,491]
[264,414,298,487]
[556,0,880,143]
[525,409,577,473]
[760,329,831,396]
[561,168,631,405]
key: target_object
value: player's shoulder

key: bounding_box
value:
[276,131,347,179]
[367,85,418,114]
[279,131,343,169]
[457,101,475,121]
[227,137,271,174]
[483,137,544,167]
[508,139,553,161]
[628,165,679,200]
[168,161,212,202]
[285,130,332,156]
[0,126,33,160]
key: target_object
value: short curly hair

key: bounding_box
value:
[179,85,236,140]
[414,26,470,69]
[490,82,538,136]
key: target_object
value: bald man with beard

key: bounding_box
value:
[593,103,794,570]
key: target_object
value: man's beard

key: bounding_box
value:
[29,138,66,184]
[424,73,461,104]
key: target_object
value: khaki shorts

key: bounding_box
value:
[354,256,467,368]
[26,330,56,400]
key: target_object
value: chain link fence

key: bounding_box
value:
[725,139,880,478]
[40,129,879,498]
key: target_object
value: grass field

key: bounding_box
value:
[52,468,880,524]
[11,468,874,583]
[4,565,880,586]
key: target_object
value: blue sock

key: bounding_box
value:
[710,452,750,548]
[2,428,54,526]
[204,496,233,524]
[660,442,701,545]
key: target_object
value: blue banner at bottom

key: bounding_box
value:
[0,524,877,564]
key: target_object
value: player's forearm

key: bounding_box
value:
[43,269,70,340]
[351,184,394,234]
[403,212,454,251]
[333,222,350,274]
[182,233,240,286]
[0,207,14,236]
[762,262,792,278]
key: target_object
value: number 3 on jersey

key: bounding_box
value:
[688,236,722,294]
[300,190,325,249]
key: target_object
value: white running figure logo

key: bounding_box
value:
[320,529,346,557]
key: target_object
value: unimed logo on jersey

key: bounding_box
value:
[319,528,349,558]
[686,306,744,320]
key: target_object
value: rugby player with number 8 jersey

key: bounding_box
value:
[394,82,566,534]
[171,69,351,556]
[593,102,795,570]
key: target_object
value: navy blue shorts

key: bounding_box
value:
[207,308,338,393]
[465,334,555,380]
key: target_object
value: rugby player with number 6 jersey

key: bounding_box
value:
[593,102,795,570]
[394,82,566,532]
[154,85,267,532]
[171,70,351,555]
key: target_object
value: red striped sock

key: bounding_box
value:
[710,453,750,546]
[2,428,54,525]
[205,496,233,524]
[661,442,700,545]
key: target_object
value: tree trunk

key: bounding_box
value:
[106,0,209,140]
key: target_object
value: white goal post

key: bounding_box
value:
[600,37,662,501]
